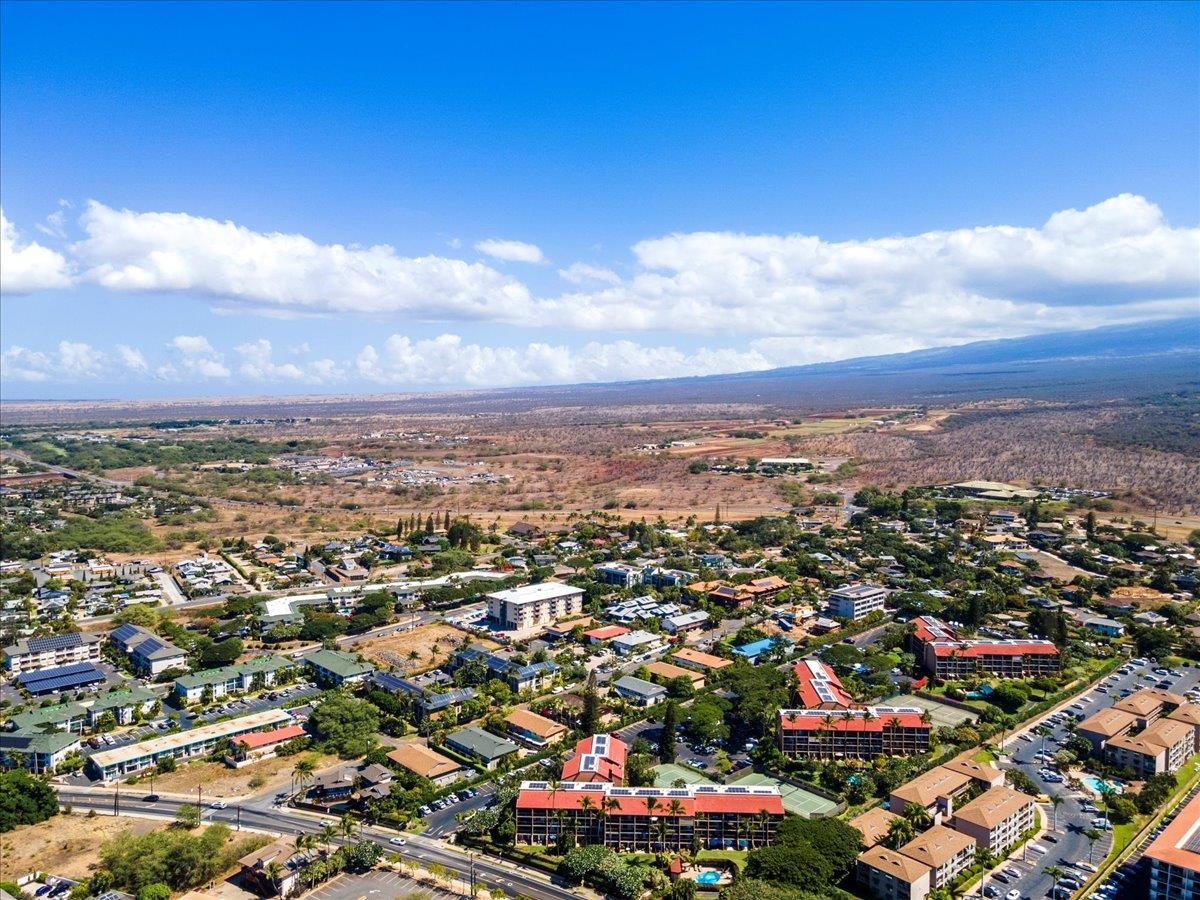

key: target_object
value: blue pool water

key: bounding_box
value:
[695,872,721,885]
[1083,776,1122,794]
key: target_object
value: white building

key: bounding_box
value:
[487,582,585,633]
[3,632,104,674]
[829,583,889,620]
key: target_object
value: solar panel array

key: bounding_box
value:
[135,637,167,656]
[17,661,106,693]
[25,633,83,653]
[1182,825,1200,855]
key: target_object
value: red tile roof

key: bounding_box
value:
[793,659,854,708]
[234,724,307,750]
[561,734,628,783]
[584,625,629,641]
[930,640,1059,658]
[779,708,930,733]
[515,786,784,816]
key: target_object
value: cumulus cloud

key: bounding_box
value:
[235,339,306,380]
[0,209,73,293]
[3,194,1197,368]
[353,333,772,386]
[159,334,231,379]
[116,345,149,373]
[474,238,546,264]
[558,262,621,285]
[1,341,103,381]
[73,202,533,320]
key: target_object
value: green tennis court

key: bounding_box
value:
[889,693,978,727]
[732,772,839,817]
[653,763,716,787]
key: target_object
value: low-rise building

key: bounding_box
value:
[386,742,467,786]
[1105,717,1195,777]
[239,838,310,898]
[612,675,667,707]
[0,730,82,774]
[645,660,704,690]
[611,630,665,656]
[851,806,902,849]
[109,623,189,676]
[444,725,520,769]
[793,658,854,708]
[1075,707,1138,756]
[888,760,1002,823]
[1166,704,1200,752]
[1145,789,1200,900]
[504,708,568,748]
[86,708,292,780]
[6,701,87,734]
[174,654,295,702]
[515,781,784,851]
[302,648,374,687]
[562,733,627,783]
[856,846,932,900]
[898,825,976,889]
[923,639,1060,680]
[3,632,104,674]
[779,707,931,760]
[672,648,733,673]
[1113,688,1187,727]
[663,610,710,635]
[951,785,1035,854]
[227,724,308,766]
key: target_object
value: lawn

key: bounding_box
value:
[697,849,748,868]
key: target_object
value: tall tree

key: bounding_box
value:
[582,670,601,735]
[658,701,678,763]
[444,510,451,531]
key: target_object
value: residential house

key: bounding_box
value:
[612,675,667,707]
[239,838,310,897]
[386,742,466,786]
[227,724,307,766]
[672,648,733,673]
[445,726,520,769]
[645,660,704,691]
[504,708,568,748]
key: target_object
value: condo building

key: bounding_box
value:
[778,707,931,759]
[487,582,585,633]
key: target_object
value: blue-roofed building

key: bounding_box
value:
[373,672,478,722]
[3,631,104,674]
[449,646,558,693]
[16,661,108,695]
[109,623,189,676]
[732,636,793,663]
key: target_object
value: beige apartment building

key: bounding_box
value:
[1105,717,1195,777]
[951,785,1035,854]
[487,582,585,633]
[898,825,977,889]
[857,846,932,900]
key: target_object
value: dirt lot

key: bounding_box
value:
[146,750,340,800]
[354,623,499,673]
[4,811,161,880]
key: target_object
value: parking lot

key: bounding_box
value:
[303,868,458,900]
[978,659,1200,900]
[420,783,496,838]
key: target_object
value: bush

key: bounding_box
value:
[0,770,58,832]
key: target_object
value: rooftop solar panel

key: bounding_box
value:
[17,662,106,693]
[25,633,83,653]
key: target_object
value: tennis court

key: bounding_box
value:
[732,771,839,817]
[889,693,978,727]
[653,763,716,787]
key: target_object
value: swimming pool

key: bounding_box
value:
[695,871,721,885]
[1083,776,1123,794]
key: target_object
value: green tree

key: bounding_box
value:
[309,694,380,758]
[0,769,58,832]
[659,701,678,763]
[174,803,201,829]
[136,884,172,900]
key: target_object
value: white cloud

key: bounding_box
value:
[159,334,231,379]
[1,341,103,381]
[235,339,306,381]
[0,209,73,293]
[474,238,546,264]
[353,333,772,387]
[558,262,621,285]
[116,345,149,373]
[74,202,533,320]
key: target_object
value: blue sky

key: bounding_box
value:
[2,1,1197,399]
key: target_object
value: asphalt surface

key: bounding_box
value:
[420,783,496,838]
[978,661,1200,900]
[55,786,580,900]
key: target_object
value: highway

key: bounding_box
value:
[55,786,581,900]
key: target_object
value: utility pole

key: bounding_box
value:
[114,783,120,816]
[236,805,241,831]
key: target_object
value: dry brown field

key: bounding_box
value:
[3,812,161,881]
[354,622,499,672]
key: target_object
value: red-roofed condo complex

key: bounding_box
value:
[515,733,784,850]
[778,707,932,759]
[515,781,785,851]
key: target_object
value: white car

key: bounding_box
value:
[389,837,407,845]
[1006,890,1021,900]
[210,800,227,809]
[1029,843,1049,854]
[1077,862,1098,873]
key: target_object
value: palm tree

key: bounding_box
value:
[754,810,772,849]
[292,758,316,797]
[265,860,284,897]
[578,795,595,844]
[339,813,356,841]
[1043,865,1063,888]
[600,795,620,845]
[644,796,660,852]
[1084,828,1102,863]
[319,823,338,855]
[1048,792,1063,832]
[883,817,915,850]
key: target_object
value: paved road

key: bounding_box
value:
[55,786,579,900]
[420,783,496,838]
[978,661,1200,900]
